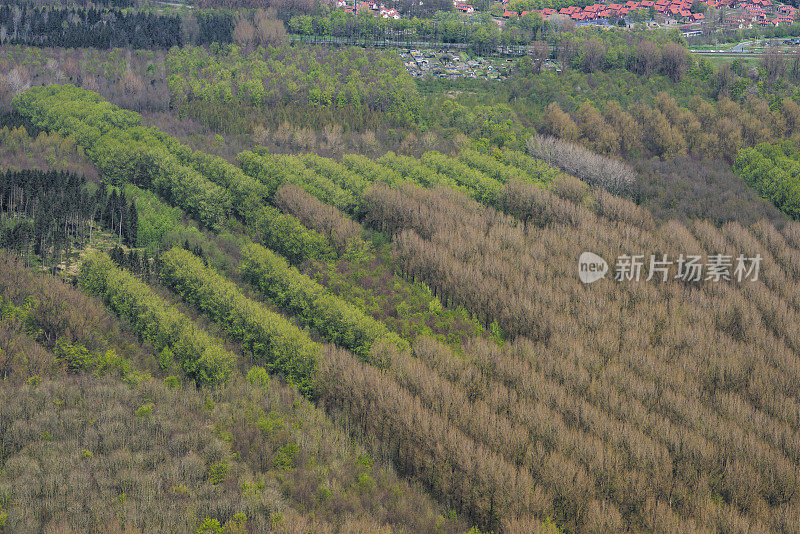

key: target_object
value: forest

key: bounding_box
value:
[0,4,183,49]
[3,5,800,533]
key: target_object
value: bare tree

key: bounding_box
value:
[181,14,200,45]
[254,9,287,46]
[581,38,604,72]
[660,42,689,82]
[528,41,550,74]
[761,47,785,86]
[233,17,256,48]
[6,66,30,96]
[526,134,636,193]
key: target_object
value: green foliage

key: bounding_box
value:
[240,242,407,361]
[300,154,370,214]
[734,141,800,220]
[123,184,223,263]
[207,461,229,485]
[272,442,299,471]
[253,205,335,265]
[497,149,563,185]
[171,147,271,223]
[421,151,503,207]
[13,85,232,230]
[460,148,561,187]
[342,154,403,187]
[256,411,285,435]
[54,338,142,384]
[245,366,271,389]
[238,151,358,214]
[306,244,482,346]
[377,151,461,190]
[197,518,224,534]
[26,375,42,388]
[135,403,154,418]
[158,247,320,396]
[78,252,236,386]
[54,338,90,372]
[164,376,181,389]
[166,45,421,131]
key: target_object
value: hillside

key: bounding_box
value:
[0,82,797,533]
[5,6,800,531]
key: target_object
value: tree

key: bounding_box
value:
[255,9,287,46]
[528,41,550,74]
[541,102,578,141]
[581,38,604,73]
[760,47,785,85]
[233,17,256,47]
[631,40,660,75]
[660,42,689,82]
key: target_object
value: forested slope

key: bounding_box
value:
[9,83,800,533]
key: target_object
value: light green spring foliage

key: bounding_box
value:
[159,247,320,397]
[421,150,504,208]
[240,242,408,362]
[376,151,461,190]
[253,204,334,265]
[341,154,403,188]
[497,149,564,185]
[54,338,143,385]
[300,154,369,214]
[166,45,421,128]
[238,151,357,214]
[734,141,800,220]
[13,85,232,229]
[458,148,561,186]
[78,252,235,386]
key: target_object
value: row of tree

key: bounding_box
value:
[238,150,358,214]
[526,134,635,194]
[78,252,236,385]
[98,133,540,531]
[0,4,182,49]
[536,94,800,164]
[274,183,363,253]
[158,246,320,395]
[0,246,467,532]
[359,179,800,530]
[301,153,370,214]
[13,85,233,229]
[240,242,406,360]
[288,10,547,52]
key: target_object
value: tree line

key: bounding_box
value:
[0,245,467,532]
[158,246,321,395]
[288,10,547,52]
[0,4,182,49]
[79,252,236,386]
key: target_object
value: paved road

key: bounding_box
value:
[731,40,753,52]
